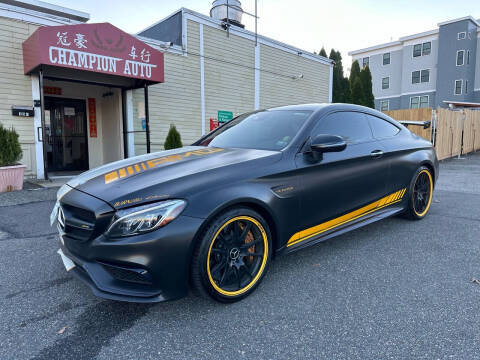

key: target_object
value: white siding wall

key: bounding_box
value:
[132,20,202,153]
[203,24,255,125]
[260,44,330,108]
[0,17,39,175]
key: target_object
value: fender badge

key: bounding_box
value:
[272,185,295,197]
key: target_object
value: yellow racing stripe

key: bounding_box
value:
[287,188,406,247]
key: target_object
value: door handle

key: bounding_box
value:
[370,150,383,158]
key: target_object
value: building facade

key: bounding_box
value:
[349,16,480,111]
[0,0,333,179]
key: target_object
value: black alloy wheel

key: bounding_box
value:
[191,208,272,302]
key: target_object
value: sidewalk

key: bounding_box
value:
[0,184,58,207]
[0,175,74,207]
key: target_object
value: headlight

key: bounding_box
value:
[106,200,186,238]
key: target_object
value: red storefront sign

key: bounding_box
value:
[43,86,62,95]
[23,23,164,83]
[88,98,97,137]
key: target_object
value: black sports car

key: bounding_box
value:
[52,103,438,303]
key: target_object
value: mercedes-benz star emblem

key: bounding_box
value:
[229,248,240,260]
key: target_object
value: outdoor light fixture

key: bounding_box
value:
[159,41,173,50]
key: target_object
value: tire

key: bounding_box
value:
[404,166,434,220]
[191,207,272,303]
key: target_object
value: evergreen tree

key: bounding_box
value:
[0,124,22,166]
[360,65,375,108]
[319,47,327,58]
[164,124,183,150]
[329,49,350,103]
[349,60,361,85]
[349,60,362,105]
[350,78,365,106]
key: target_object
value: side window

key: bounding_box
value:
[413,44,422,57]
[313,112,373,144]
[422,42,431,55]
[366,115,400,139]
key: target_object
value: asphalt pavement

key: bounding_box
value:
[1,153,480,360]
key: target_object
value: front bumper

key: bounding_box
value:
[59,214,204,303]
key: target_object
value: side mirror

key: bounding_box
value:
[311,134,347,153]
[307,134,346,162]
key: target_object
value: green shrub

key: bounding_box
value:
[164,124,183,150]
[0,124,22,167]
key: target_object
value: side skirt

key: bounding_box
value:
[283,205,405,254]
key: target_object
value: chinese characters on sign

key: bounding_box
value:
[140,48,150,63]
[74,33,88,49]
[23,23,164,83]
[50,31,157,79]
[88,98,97,138]
[128,46,137,59]
[56,32,70,46]
[58,32,87,49]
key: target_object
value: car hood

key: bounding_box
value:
[64,146,281,208]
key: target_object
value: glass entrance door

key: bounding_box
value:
[45,97,89,172]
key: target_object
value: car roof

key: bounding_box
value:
[267,103,330,112]
[266,103,395,122]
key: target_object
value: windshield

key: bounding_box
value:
[197,110,312,151]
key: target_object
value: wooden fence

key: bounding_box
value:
[385,107,480,161]
[464,110,480,153]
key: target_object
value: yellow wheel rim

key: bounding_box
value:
[412,169,433,217]
[206,216,269,297]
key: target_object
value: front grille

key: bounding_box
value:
[59,203,114,242]
[60,204,96,242]
[101,263,153,285]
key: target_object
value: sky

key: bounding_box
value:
[47,0,478,74]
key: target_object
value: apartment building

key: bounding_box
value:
[349,16,480,111]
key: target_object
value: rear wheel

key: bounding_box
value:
[404,166,434,220]
[191,208,272,303]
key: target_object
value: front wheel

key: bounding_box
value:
[404,166,434,220]
[191,208,272,303]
